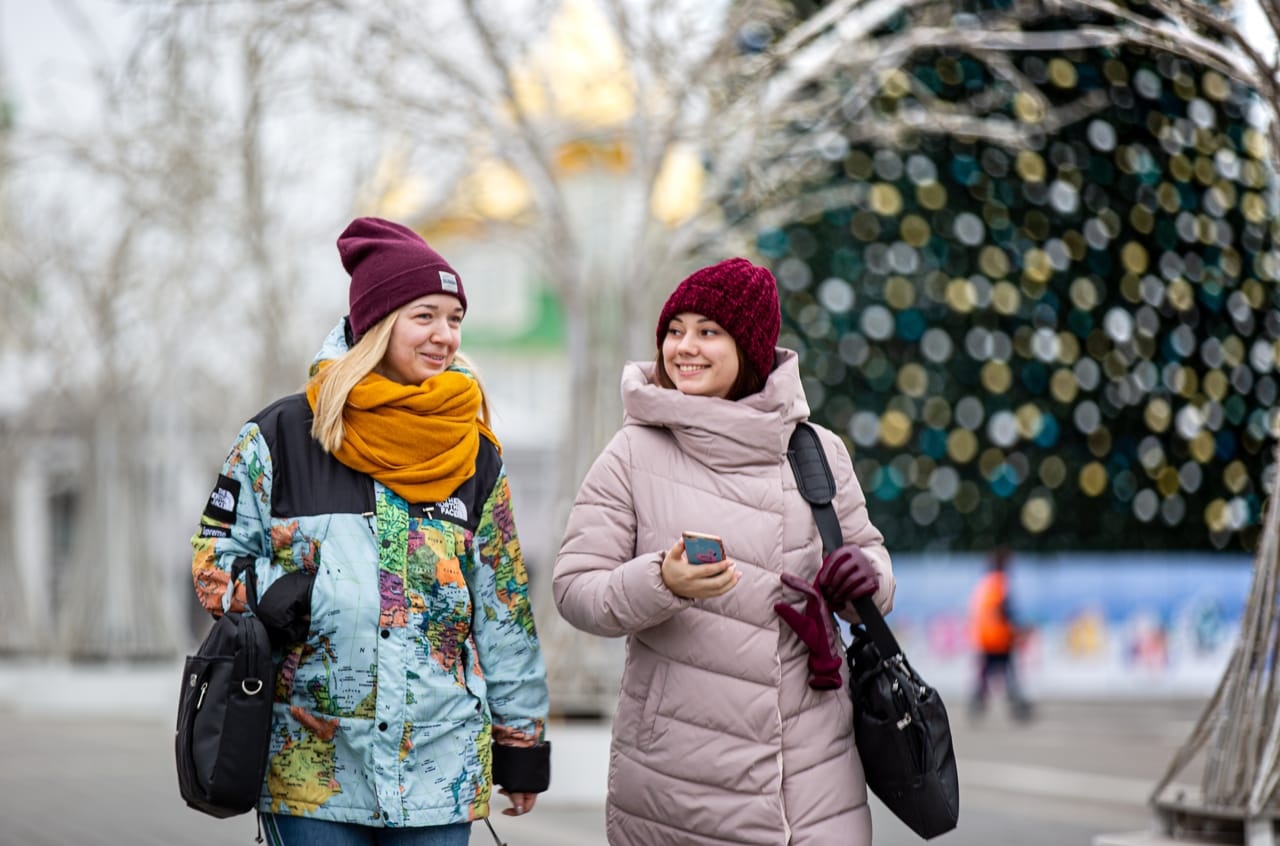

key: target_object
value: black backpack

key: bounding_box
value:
[175,561,274,818]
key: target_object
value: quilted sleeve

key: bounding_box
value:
[189,422,274,616]
[553,431,693,638]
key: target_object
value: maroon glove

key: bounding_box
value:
[817,544,878,610]
[774,573,843,690]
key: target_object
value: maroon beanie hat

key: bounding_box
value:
[655,257,781,382]
[338,216,467,341]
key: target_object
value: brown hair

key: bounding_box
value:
[652,345,765,401]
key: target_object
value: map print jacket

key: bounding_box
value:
[189,322,549,828]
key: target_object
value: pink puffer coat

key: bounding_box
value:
[554,350,894,845]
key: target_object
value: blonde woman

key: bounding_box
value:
[190,217,549,846]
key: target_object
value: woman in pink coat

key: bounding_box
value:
[553,258,895,845]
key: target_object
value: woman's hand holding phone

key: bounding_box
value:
[660,536,739,600]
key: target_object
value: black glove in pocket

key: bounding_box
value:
[255,570,315,649]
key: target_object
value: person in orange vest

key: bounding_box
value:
[969,547,1033,721]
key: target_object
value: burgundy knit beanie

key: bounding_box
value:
[655,258,781,382]
[339,217,466,341]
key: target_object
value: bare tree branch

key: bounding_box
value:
[457,0,581,287]
[1070,0,1280,164]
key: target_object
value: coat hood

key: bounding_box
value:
[310,318,351,377]
[620,348,809,470]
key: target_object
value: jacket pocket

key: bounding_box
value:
[641,662,669,749]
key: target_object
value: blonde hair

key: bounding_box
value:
[309,313,493,453]
[450,351,493,427]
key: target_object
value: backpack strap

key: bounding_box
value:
[787,423,902,658]
[788,423,841,554]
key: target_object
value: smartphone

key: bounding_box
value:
[682,531,726,565]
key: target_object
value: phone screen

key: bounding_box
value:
[683,533,725,564]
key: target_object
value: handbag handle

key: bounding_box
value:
[229,557,261,615]
[787,423,903,660]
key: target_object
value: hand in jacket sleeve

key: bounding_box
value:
[774,573,843,690]
[817,544,879,611]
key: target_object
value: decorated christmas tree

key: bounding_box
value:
[764,4,1278,552]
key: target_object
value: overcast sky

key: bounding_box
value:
[0,2,142,128]
[4,0,1276,124]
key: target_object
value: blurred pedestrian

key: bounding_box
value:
[553,258,895,845]
[969,546,1033,722]
[190,217,550,844]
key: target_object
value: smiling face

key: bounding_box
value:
[376,293,464,385]
[661,312,742,399]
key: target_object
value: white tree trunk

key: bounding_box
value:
[59,406,174,659]
[0,450,35,653]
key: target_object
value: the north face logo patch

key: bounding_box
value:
[203,474,241,524]
[437,497,467,521]
[210,488,235,511]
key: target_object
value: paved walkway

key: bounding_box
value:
[0,662,1206,845]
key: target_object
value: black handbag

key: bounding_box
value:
[788,423,960,839]
[175,560,275,818]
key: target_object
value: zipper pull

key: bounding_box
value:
[196,681,208,710]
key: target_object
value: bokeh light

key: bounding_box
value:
[765,17,1278,552]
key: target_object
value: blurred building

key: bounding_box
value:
[350,0,681,568]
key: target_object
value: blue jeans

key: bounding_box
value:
[259,814,473,846]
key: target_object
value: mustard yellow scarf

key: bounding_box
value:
[306,366,499,504]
